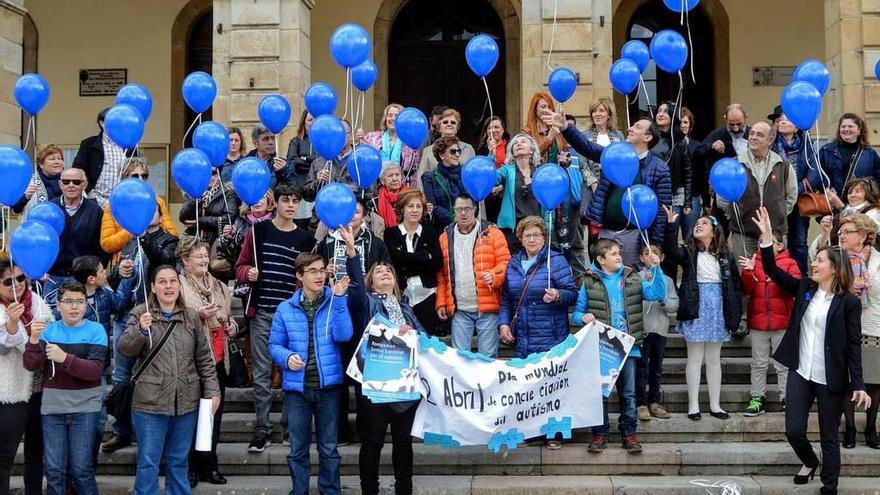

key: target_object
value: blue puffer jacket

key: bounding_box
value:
[498,246,577,358]
[817,141,880,194]
[268,287,353,392]
[772,134,819,194]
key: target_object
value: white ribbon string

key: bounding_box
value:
[731,202,749,257]
[624,188,652,252]
[638,76,655,119]
[625,94,631,129]
[685,6,696,84]
[547,210,553,288]
[251,222,259,275]
[23,117,36,168]
[194,197,200,239]
[342,68,351,121]
[482,76,495,120]
[216,169,234,227]
[182,112,203,148]
[0,206,6,253]
[545,0,559,73]
[136,236,152,347]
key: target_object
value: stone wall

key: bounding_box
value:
[859,0,880,146]
[0,0,23,145]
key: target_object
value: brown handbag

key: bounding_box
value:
[797,179,831,217]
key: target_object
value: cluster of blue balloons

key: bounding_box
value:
[780,59,829,131]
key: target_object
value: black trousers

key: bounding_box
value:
[189,362,227,474]
[785,370,844,495]
[412,294,439,336]
[636,333,667,406]
[357,396,417,495]
[0,392,43,495]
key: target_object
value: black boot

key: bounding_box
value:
[843,427,856,449]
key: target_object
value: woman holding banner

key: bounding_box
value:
[339,225,423,495]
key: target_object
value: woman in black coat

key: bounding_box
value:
[752,206,871,494]
[383,189,443,336]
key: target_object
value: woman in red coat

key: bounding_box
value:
[739,234,801,416]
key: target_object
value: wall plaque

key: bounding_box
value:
[753,66,795,87]
[79,69,128,96]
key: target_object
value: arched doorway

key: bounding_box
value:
[184,11,213,146]
[614,0,730,140]
[386,0,507,144]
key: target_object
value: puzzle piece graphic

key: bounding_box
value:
[487,428,525,453]
[423,432,460,449]
[545,334,577,359]
[540,416,572,440]
[505,353,544,368]
[419,333,448,354]
[456,348,495,362]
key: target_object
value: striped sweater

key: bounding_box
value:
[22,320,107,415]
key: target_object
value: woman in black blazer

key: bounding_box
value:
[752,207,871,494]
[384,189,443,335]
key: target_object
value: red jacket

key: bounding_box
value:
[741,248,801,331]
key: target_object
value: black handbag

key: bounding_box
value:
[105,320,178,418]
[225,338,251,388]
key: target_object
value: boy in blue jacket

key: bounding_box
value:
[269,252,353,495]
[572,238,666,454]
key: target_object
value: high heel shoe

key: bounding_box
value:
[793,465,817,485]
[843,427,856,449]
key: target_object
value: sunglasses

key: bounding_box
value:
[441,119,458,125]
[61,179,84,186]
[2,274,26,287]
[449,148,462,156]
[129,173,149,180]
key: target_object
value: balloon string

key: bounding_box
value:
[804,131,834,214]
[482,76,494,120]
[546,0,559,73]
[23,117,35,169]
[182,113,202,148]
[136,236,152,347]
[625,94,631,129]
[680,0,685,24]
[685,7,696,84]
[639,76,655,119]
[195,197,200,239]
[731,202,749,258]
[251,222,259,275]
[624,188,651,251]
[547,209,553,289]
[342,68,351,121]
[216,169,234,227]
[0,206,6,253]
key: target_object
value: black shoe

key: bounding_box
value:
[793,465,817,485]
[687,412,702,421]
[188,472,199,488]
[101,435,131,453]
[866,430,879,449]
[843,427,856,449]
[709,411,730,420]
[203,470,227,485]
[248,431,271,453]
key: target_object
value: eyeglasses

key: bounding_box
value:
[302,268,327,276]
[522,233,544,240]
[1,274,25,287]
[60,179,84,186]
[454,206,475,214]
[129,173,149,180]
[838,229,859,237]
[441,120,458,125]
[449,148,462,156]
[59,299,86,306]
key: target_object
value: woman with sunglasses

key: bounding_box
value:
[100,158,178,265]
[415,108,475,189]
[421,136,466,232]
[752,206,870,493]
[0,257,54,495]
[179,167,242,249]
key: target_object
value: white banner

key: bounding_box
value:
[412,323,605,451]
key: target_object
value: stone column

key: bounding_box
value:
[861,0,880,146]
[0,0,23,145]
[213,0,312,154]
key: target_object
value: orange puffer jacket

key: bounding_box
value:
[436,221,511,315]
[101,195,179,264]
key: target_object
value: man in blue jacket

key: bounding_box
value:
[542,111,672,266]
[269,252,353,495]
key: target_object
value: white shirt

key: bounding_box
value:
[696,252,721,283]
[595,132,611,147]
[399,224,435,306]
[798,289,832,385]
[452,223,479,312]
[92,134,126,207]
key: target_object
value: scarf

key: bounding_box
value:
[200,178,222,206]
[181,272,232,370]
[246,211,274,224]
[850,251,872,305]
[37,168,62,202]
[434,164,461,223]
[493,140,507,167]
[773,134,804,166]
[381,130,403,165]
[8,288,35,335]
[378,186,405,228]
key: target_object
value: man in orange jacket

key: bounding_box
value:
[436,194,511,357]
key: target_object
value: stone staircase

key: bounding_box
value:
[12,333,880,494]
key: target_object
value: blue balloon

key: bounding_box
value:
[305,83,337,117]
[710,158,749,203]
[172,148,212,198]
[258,94,291,134]
[27,202,65,236]
[330,23,371,69]
[532,163,570,210]
[621,40,650,74]
[600,142,639,188]
[10,221,59,280]
[110,178,157,236]
[792,59,830,96]
[663,0,699,12]
[465,35,499,78]
[0,145,32,207]
[182,71,217,113]
[192,121,230,168]
[104,104,144,149]
[650,30,688,73]
[462,156,497,202]
[548,67,577,103]
[14,73,50,116]
[621,185,659,230]
[315,183,357,229]
[876,59,880,81]
[310,115,347,161]
[115,83,153,121]
[610,59,641,95]
[781,81,822,131]
[232,157,272,206]
[395,107,428,149]
[351,60,378,92]
[346,145,382,189]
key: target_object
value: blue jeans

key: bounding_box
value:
[131,410,198,495]
[42,412,100,495]
[111,319,135,437]
[593,357,637,437]
[787,210,810,275]
[285,387,342,495]
[450,311,499,357]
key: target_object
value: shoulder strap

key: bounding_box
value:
[844,147,864,187]
[512,266,542,320]
[130,320,178,384]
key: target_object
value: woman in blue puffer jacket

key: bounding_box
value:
[498,216,578,358]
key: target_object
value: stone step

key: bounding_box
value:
[19,442,880,477]
[11,474,880,495]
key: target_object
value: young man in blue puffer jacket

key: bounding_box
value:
[269,252,353,495]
